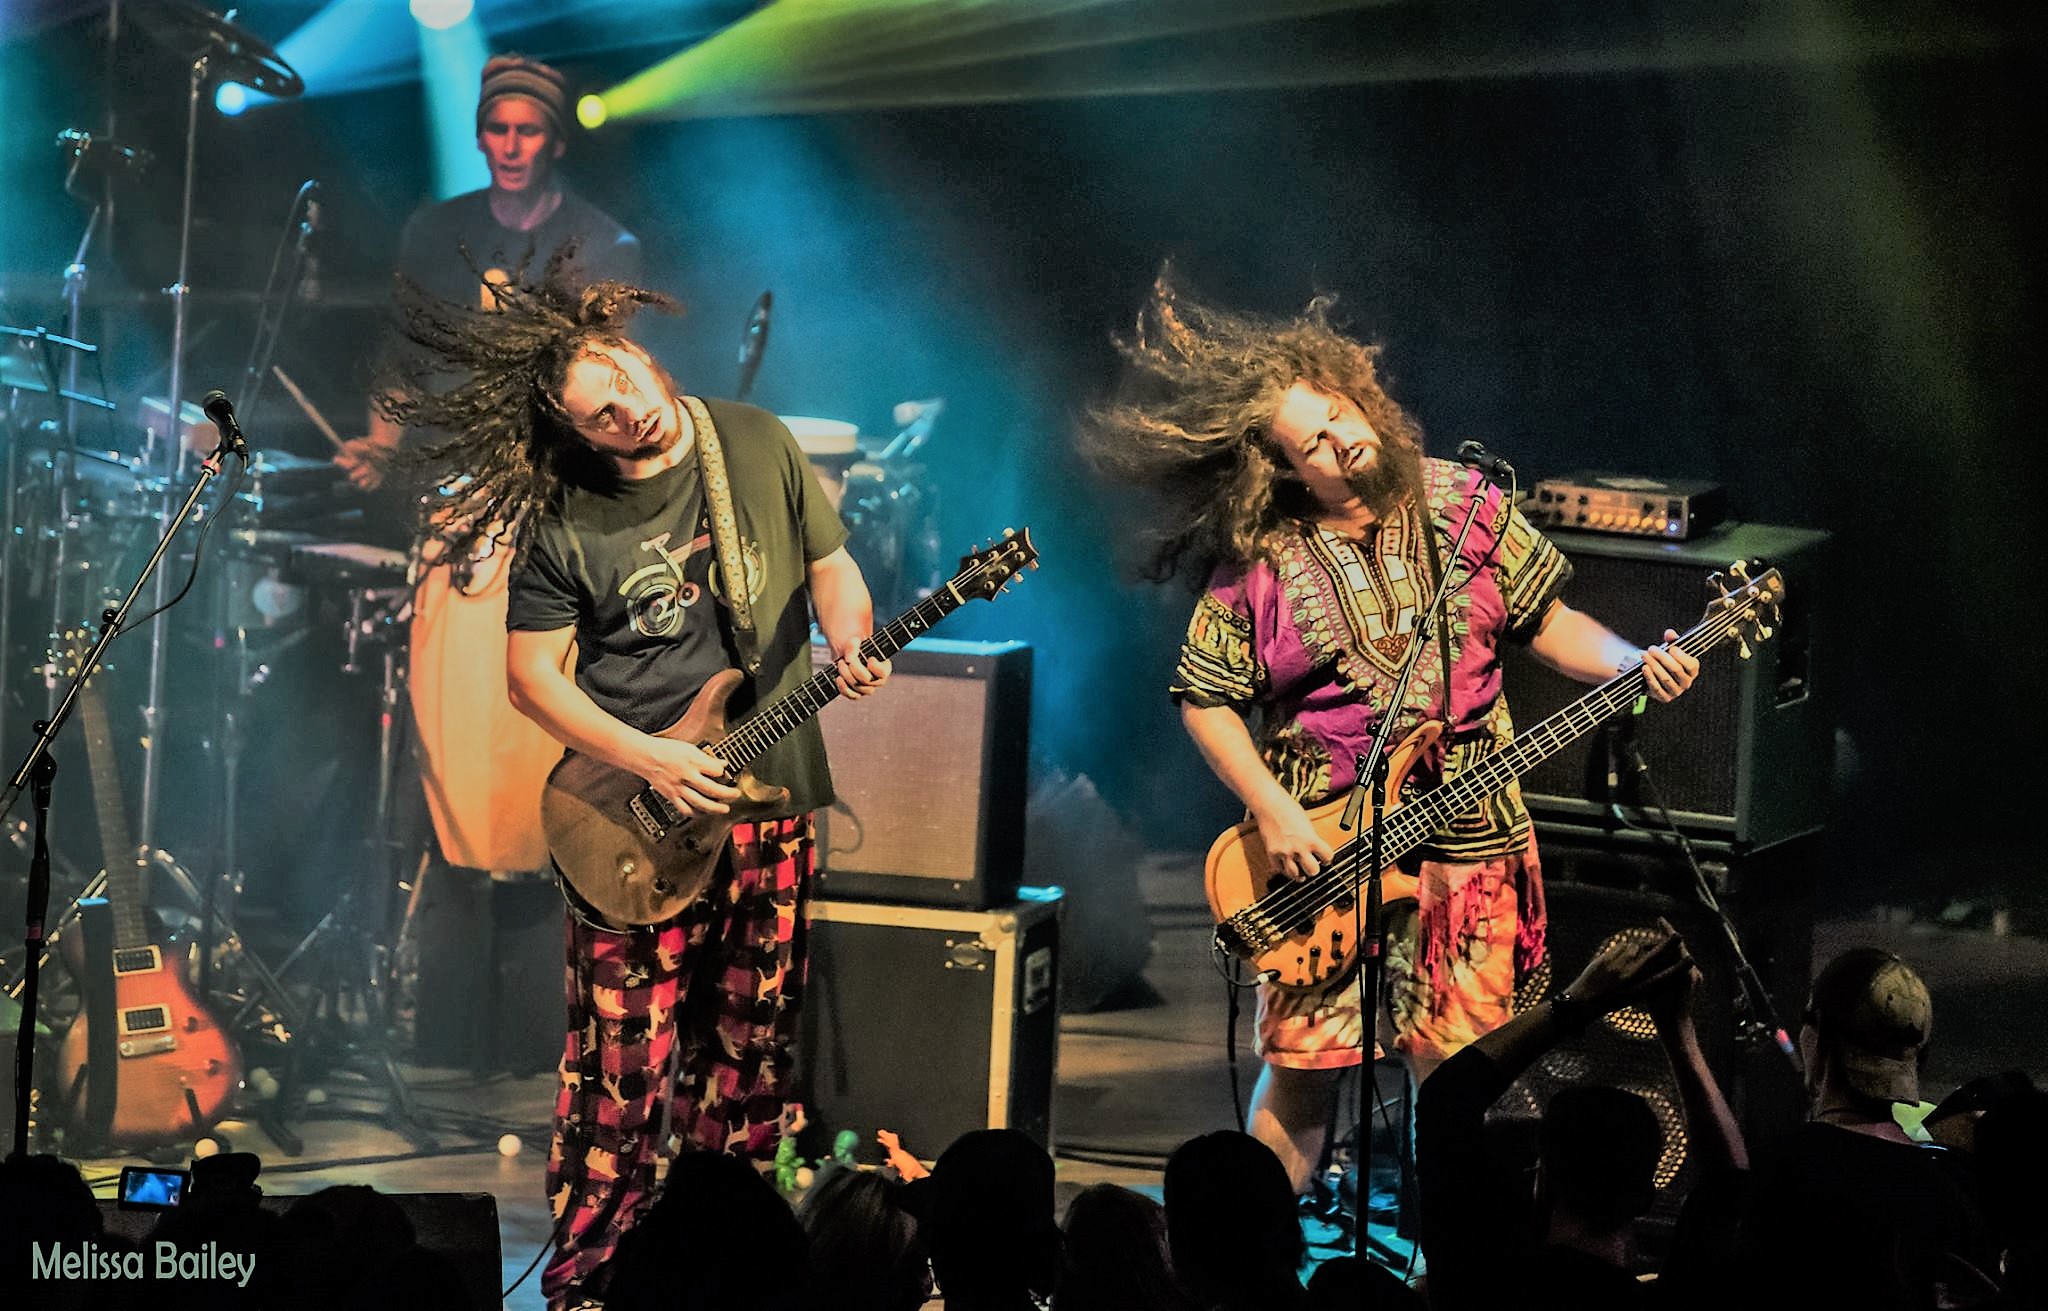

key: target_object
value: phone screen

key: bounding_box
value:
[117,1165,189,1210]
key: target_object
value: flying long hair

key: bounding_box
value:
[1079,269,1424,586]
[375,244,679,564]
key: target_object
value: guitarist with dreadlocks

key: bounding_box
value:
[1081,274,1698,1206]
[377,262,889,1311]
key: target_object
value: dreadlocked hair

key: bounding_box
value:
[1078,267,1423,586]
[375,242,681,564]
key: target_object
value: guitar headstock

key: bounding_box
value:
[1702,561,1784,660]
[954,527,1039,601]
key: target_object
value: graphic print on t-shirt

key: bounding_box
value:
[621,527,714,638]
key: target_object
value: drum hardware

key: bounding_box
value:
[231,181,322,433]
[254,577,435,1154]
[781,407,947,616]
[3,328,119,734]
[124,0,304,864]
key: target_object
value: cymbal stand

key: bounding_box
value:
[135,48,211,861]
[263,590,434,1152]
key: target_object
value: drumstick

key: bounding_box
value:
[271,364,346,450]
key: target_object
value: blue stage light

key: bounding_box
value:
[216,82,250,116]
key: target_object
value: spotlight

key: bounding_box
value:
[577,93,607,129]
[409,0,474,30]
[216,82,250,116]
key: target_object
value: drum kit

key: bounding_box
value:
[783,400,948,618]
[2,5,428,1157]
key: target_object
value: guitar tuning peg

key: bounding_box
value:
[1757,624,1774,640]
[1729,560,1751,580]
[1027,560,1039,571]
[1003,527,1016,538]
[1737,637,1753,660]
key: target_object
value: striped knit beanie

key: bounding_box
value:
[476,54,568,137]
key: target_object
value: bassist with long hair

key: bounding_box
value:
[1081,273,1699,1199]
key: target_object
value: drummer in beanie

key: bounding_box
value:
[338,52,641,491]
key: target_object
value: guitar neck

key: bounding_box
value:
[77,683,148,951]
[715,585,969,773]
[1344,600,1752,867]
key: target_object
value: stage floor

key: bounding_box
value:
[57,852,2048,1308]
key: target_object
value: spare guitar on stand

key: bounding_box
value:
[48,632,240,1148]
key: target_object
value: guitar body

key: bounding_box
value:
[1204,723,1436,992]
[1203,562,1787,993]
[45,627,244,1147]
[56,943,241,1145]
[544,670,793,930]
[542,529,1041,931]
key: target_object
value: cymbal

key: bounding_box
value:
[134,3,305,100]
[1,351,51,394]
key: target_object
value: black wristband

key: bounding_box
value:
[1550,990,1595,1035]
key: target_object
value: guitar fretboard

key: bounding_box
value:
[713,554,1012,772]
[1269,579,1773,924]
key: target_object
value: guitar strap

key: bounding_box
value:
[685,395,757,639]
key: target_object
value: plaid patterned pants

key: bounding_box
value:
[541,815,814,1306]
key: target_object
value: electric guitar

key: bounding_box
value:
[49,631,242,1144]
[544,529,1039,929]
[1206,563,1784,991]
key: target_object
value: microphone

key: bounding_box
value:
[735,290,772,401]
[1456,440,1516,485]
[55,129,153,175]
[200,390,250,460]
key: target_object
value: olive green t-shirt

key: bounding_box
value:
[506,398,849,816]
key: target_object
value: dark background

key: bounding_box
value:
[3,2,2043,917]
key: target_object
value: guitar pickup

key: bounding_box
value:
[112,946,161,975]
[627,791,669,841]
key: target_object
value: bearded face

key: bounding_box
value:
[1265,380,1423,520]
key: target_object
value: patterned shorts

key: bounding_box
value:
[1256,846,1544,1078]
[540,815,814,1307]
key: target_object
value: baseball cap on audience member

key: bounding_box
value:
[477,54,568,138]
[1806,948,1933,1104]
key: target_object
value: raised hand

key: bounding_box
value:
[1562,926,1694,1017]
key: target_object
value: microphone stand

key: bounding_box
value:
[1333,463,1508,1256]
[1614,741,1802,1073]
[3,435,242,1157]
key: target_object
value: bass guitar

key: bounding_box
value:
[50,630,242,1144]
[1206,563,1783,991]
[544,529,1038,929]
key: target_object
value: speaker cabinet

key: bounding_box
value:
[1501,522,1834,851]
[1489,825,1815,1239]
[795,893,1060,1161]
[810,637,1031,908]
